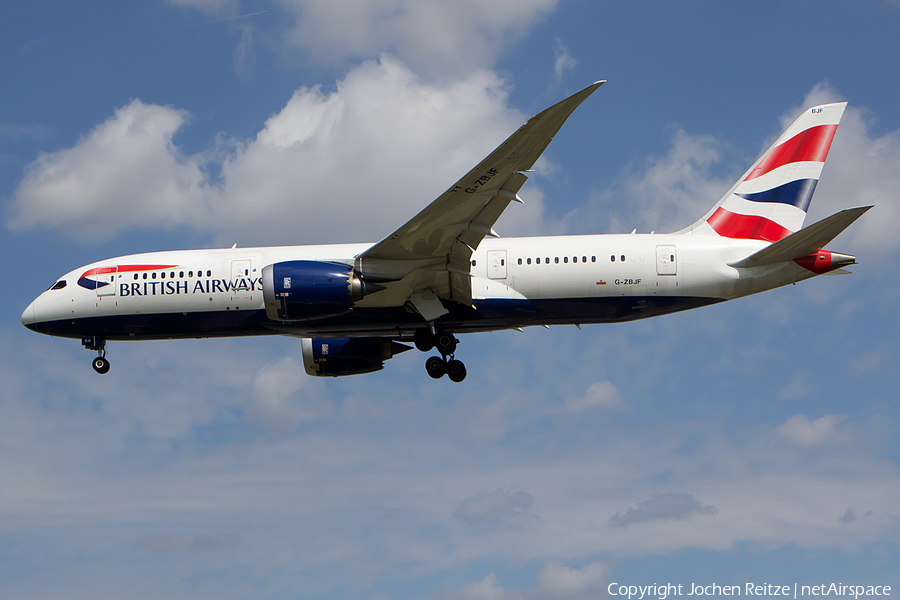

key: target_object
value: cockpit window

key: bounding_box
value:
[48,280,67,291]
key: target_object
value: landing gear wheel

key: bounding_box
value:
[435,332,457,356]
[425,356,445,379]
[446,359,467,383]
[414,329,434,352]
[92,356,110,374]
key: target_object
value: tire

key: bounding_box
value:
[435,332,457,356]
[92,356,110,374]
[425,356,445,379]
[414,329,434,352]
[447,360,467,383]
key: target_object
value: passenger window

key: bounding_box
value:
[170,272,175,278]
[536,258,541,264]
[583,256,587,263]
[564,257,568,263]
[161,272,165,279]
[143,273,148,280]
[180,271,184,278]
[610,255,615,262]
[620,255,625,262]
[545,257,549,264]
[518,258,522,265]
[471,260,476,267]
[554,257,559,264]
[133,274,138,280]
[592,256,596,262]
[527,258,532,265]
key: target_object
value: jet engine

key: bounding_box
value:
[301,337,412,377]
[261,261,381,321]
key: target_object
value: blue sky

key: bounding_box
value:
[2,1,900,598]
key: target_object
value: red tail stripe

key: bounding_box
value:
[707,207,792,242]
[744,124,838,181]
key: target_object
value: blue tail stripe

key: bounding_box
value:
[735,179,818,212]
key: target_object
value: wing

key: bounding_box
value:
[354,81,605,316]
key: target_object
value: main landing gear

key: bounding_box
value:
[414,329,466,382]
[83,336,110,374]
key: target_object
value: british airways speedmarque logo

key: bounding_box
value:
[77,264,178,290]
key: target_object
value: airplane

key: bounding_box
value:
[21,81,871,382]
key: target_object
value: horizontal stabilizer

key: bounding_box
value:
[729,205,872,268]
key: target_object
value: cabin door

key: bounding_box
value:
[656,245,677,276]
[230,260,254,300]
[487,250,507,279]
[96,267,118,296]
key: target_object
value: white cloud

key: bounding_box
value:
[778,372,811,400]
[248,356,331,428]
[233,23,256,79]
[441,560,612,600]
[576,81,900,256]
[3,322,899,595]
[564,380,624,412]
[839,509,856,524]
[776,414,848,449]
[6,57,541,246]
[809,106,900,254]
[586,127,732,235]
[746,81,900,255]
[7,99,211,241]
[852,351,882,374]
[276,0,559,76]
[553,39,576,82]
[454,489,534,527]
[447,572,524,600]
[536,560,611,597]
[168,0,558,76]
[167,0,240,14]
[608,493,718,528]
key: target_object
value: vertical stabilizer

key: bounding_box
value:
[681,102,846,240]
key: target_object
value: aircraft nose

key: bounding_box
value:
[21,300,37,331]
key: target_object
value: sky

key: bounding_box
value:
[2,1,900,599]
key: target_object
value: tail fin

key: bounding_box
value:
[682,102,846,241]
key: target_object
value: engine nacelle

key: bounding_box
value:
[301,338,412,377]
[262,260,380,321]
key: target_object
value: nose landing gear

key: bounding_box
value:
[418,329,466,382]
[92,355,110,374]
[83,336,110,374]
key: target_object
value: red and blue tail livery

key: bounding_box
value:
[22,86,870,382]
[697,103,846,242]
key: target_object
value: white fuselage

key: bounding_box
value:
[22,233,815,342]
